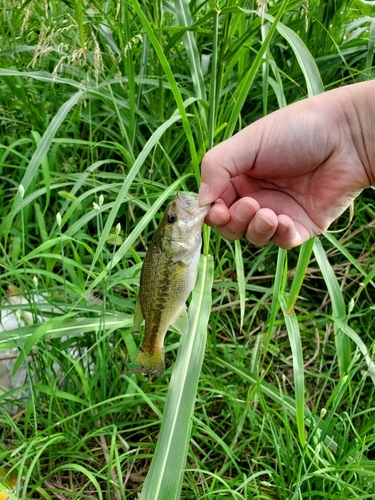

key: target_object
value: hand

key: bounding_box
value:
[199,82,375,249]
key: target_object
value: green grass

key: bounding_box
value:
[1,0,375,498]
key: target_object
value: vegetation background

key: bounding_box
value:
[1,0,375,498]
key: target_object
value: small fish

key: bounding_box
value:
[132,192,211,376]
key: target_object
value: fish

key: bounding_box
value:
[132,191,211,376]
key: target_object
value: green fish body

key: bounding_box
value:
[133,192,211,376]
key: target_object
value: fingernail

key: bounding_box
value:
[198,182,212,207]
[234,203,251,221]
[254,214,274,233]
[278,220,289,235]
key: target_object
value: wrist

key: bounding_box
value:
[342,80,375,187]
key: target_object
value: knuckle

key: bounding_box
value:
[201,149,219,169]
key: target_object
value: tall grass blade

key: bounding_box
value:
[75,0,86,58]
[87,176,189,293]
[208,7,219,149]
[279,294,306,449]
[264,247,287,356]
[0,91,84,237]
[264,15,324,97]
[313,238,351,376]
[287,237,315,314]
[0,69,81,88]
[88,113,184,276]
[131,0,198,168]
[139,255,214,500]
[1,314,132,350]
[366,18,375,75]
[224,0,289,139]
[175,0,207,124]
[215,357,340,454]
[324,232,375,288]
[328,316,375,387]
[234,239,245,329]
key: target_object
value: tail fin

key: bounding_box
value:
[132,348,165,377]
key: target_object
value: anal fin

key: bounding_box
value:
[172,306,189,336]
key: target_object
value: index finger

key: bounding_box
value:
[198,126,262,207]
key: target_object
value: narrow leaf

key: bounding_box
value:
[264,15,324,97]
[313,238,351,376]
[131,0,198,167]
[0,91,83,236]
[287,237,315,314]
[175,0,206,124]
[224,0,289,139]
[88,113,183,276]
[140,255,214,500]
[279,294,306,449]
[234,239,245,329]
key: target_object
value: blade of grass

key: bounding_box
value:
[224,0,289,139]
[323,232,375,288]
[263,247,287,361]
[131,0,198,169]
[280,293,306,450]
[287,237,315,314]
[313,238,351,376]
[87,176,189,294]
[264,14,324,97]
[327,316,375,387]
[0,91,84,239]
[214,357,339,455]
[88,112,184,278]
[365,18,375,75]
[208,5,219,150]
[31,131,50,214]
[175,0,207,124]
[1,315,132,350]
[140,255,214,500]
[75,0,86,58]
[234,239,245,330]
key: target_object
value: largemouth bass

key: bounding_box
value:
[133,192,211,376]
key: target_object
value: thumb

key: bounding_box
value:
[198,125,263,207]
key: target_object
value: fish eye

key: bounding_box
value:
[168,213,178,224]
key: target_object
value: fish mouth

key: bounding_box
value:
[177,191,213,217]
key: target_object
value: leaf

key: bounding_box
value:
[140,255,214,500]
[131,0,198,168]
[5,315,132,363]
[0,91,84,237]
[75,0,86,57]
[88,113,184,277]
[313,238,351,376]
[214,357,339,455]
[175,0,206,123]
[324,232,375,289]
[279,294,306,449]
[264,15,324,97]
[224,0,290,139]
[234,239,245,329]
[287,237,315,314]
[33,384,86,405]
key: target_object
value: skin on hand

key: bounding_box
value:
[199,81,375,249]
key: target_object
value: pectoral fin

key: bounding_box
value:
[134,295,144,329]
[172,306,189,336]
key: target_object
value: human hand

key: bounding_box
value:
[199,81,375,249]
